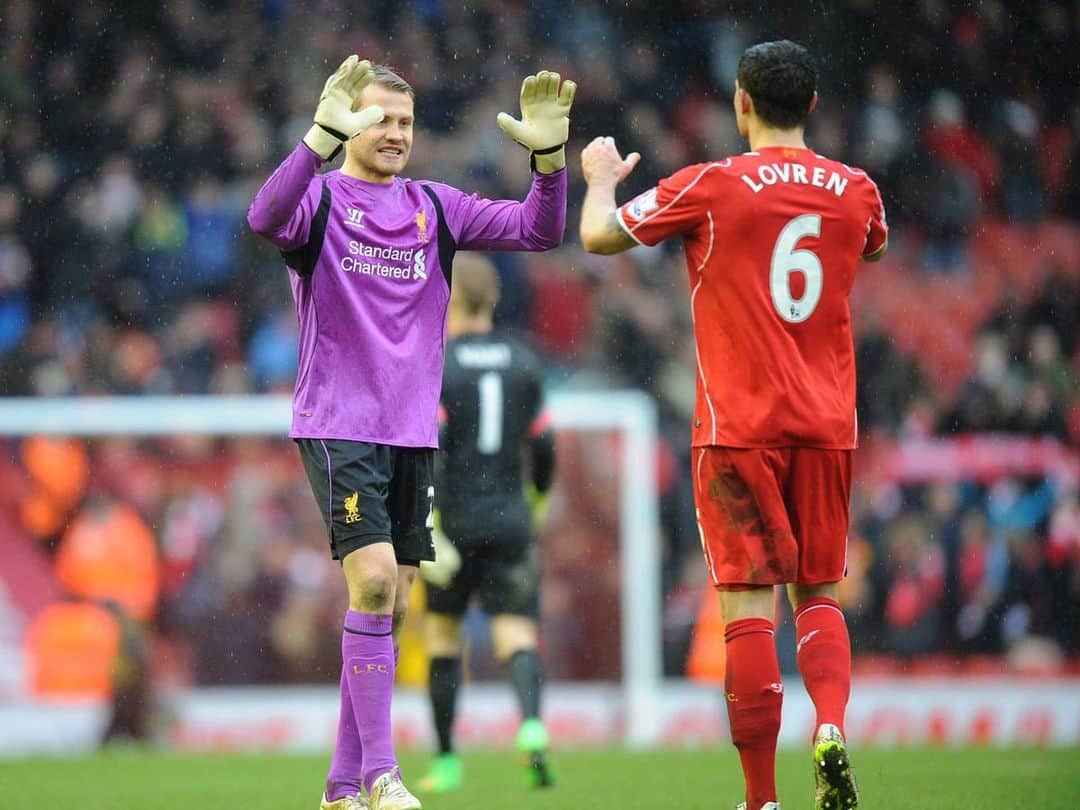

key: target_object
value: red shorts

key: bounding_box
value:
[692,446,852,590]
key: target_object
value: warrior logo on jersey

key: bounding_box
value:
[416,210,428,242]
[344,208,365,228]
[343,492,362,524]
[627,188,658,220]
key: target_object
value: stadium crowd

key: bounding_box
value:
[0,0,1077,692]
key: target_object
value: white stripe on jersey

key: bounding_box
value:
[696,448,719,587]
[689,212,718,445]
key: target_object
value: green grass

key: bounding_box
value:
[2,746,1078,809]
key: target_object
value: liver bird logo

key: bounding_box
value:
[343,492,361,524]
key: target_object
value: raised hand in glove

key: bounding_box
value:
[497,70,576,173]
[303,55,386,162]
[419,526,462,589]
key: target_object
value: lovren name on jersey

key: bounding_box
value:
[739,161,850,197]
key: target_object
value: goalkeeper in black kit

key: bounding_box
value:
[418,253,557,793]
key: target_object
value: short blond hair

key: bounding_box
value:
[450,253,500,316]
[371,65,414,99]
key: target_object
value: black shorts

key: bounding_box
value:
[296,438,436,565]
[425,538,540,619]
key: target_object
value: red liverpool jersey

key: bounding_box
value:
[617,147,887,449]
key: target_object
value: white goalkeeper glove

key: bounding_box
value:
[419,527,462,589]
[497,70,576,173]
[303,55,385,162]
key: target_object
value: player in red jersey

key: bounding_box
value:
[580,40,887,810]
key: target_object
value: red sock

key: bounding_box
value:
[724,617,782,810]
[794,597,851,739]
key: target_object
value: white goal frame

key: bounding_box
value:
[0,391,663,746]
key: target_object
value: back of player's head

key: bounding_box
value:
[736,40,817,129]
[450,253,500,316]
[371,65,415,99]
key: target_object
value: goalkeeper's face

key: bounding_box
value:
[346,84,414,180]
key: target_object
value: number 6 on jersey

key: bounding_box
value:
[770,213,822,323]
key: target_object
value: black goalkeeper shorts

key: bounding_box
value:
[425,539,540,619]
[296,438,436,565]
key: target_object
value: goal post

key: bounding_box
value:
[0,390,664,747]
[545,390,662,747]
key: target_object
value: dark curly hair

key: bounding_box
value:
[736,40,817,130]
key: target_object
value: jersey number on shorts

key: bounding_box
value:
[477,371,504,454]
[769,213,823,323]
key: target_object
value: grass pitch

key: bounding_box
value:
[2,746,1077,809]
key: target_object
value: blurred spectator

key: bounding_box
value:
[995,99,1046,223]
[998,529,1056,652]
[946,332,1025,433]
[134,185,188,308]
[954,509,1005,652]
[1047,494,1080,653]
[18,436,89,544]
[24,600,121,699]
[922,89,999,204]
[180,175,242,298]
[55,495,160,623]
[0,185,31,354]
[901,146,982,271]
[883,512,946,658]
[853,64,910,194]
[248,310,299,393]
[100,599,153,746]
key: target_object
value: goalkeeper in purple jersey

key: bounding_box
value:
[247,56,575,810]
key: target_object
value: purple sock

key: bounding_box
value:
[343,609,398,792]
[325,654,363,801]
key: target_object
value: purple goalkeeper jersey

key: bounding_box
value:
[247,142,566,447]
